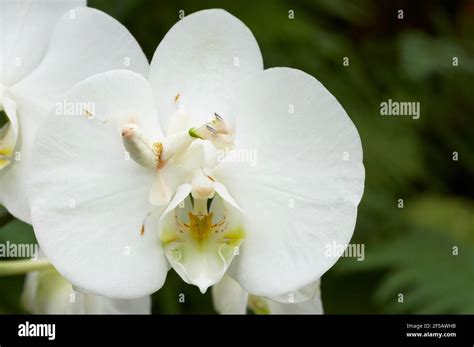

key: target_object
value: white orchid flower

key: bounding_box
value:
[29,9,364,300]
[0,0,148,222]
[212,275,323,314]
[21,252,150,314]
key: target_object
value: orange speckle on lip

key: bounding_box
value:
[206,175,215,182]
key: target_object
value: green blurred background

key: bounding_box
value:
[1,0,473,314]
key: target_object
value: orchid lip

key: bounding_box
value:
[160,192,245,293]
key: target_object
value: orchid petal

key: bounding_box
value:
[0,0,85,85]
[29,71,169,299]
[215,68,365,297]
[148,9,263,133]
[1,6,149,222]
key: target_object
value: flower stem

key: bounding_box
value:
[0,259,53,276]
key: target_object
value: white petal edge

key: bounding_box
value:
[148,9,263,133]
[0,0,86,85]
[12,6,149,107]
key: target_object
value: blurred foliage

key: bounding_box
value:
[0,213,35,313]
[1,0,473,314]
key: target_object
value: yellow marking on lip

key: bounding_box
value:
[0,158,10,170]
[160,231,183,244]
[160,211,245,247]
[220,227,245,245]
[189,212,213,241]
[0,147,12,156]
[0,146,12,169]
